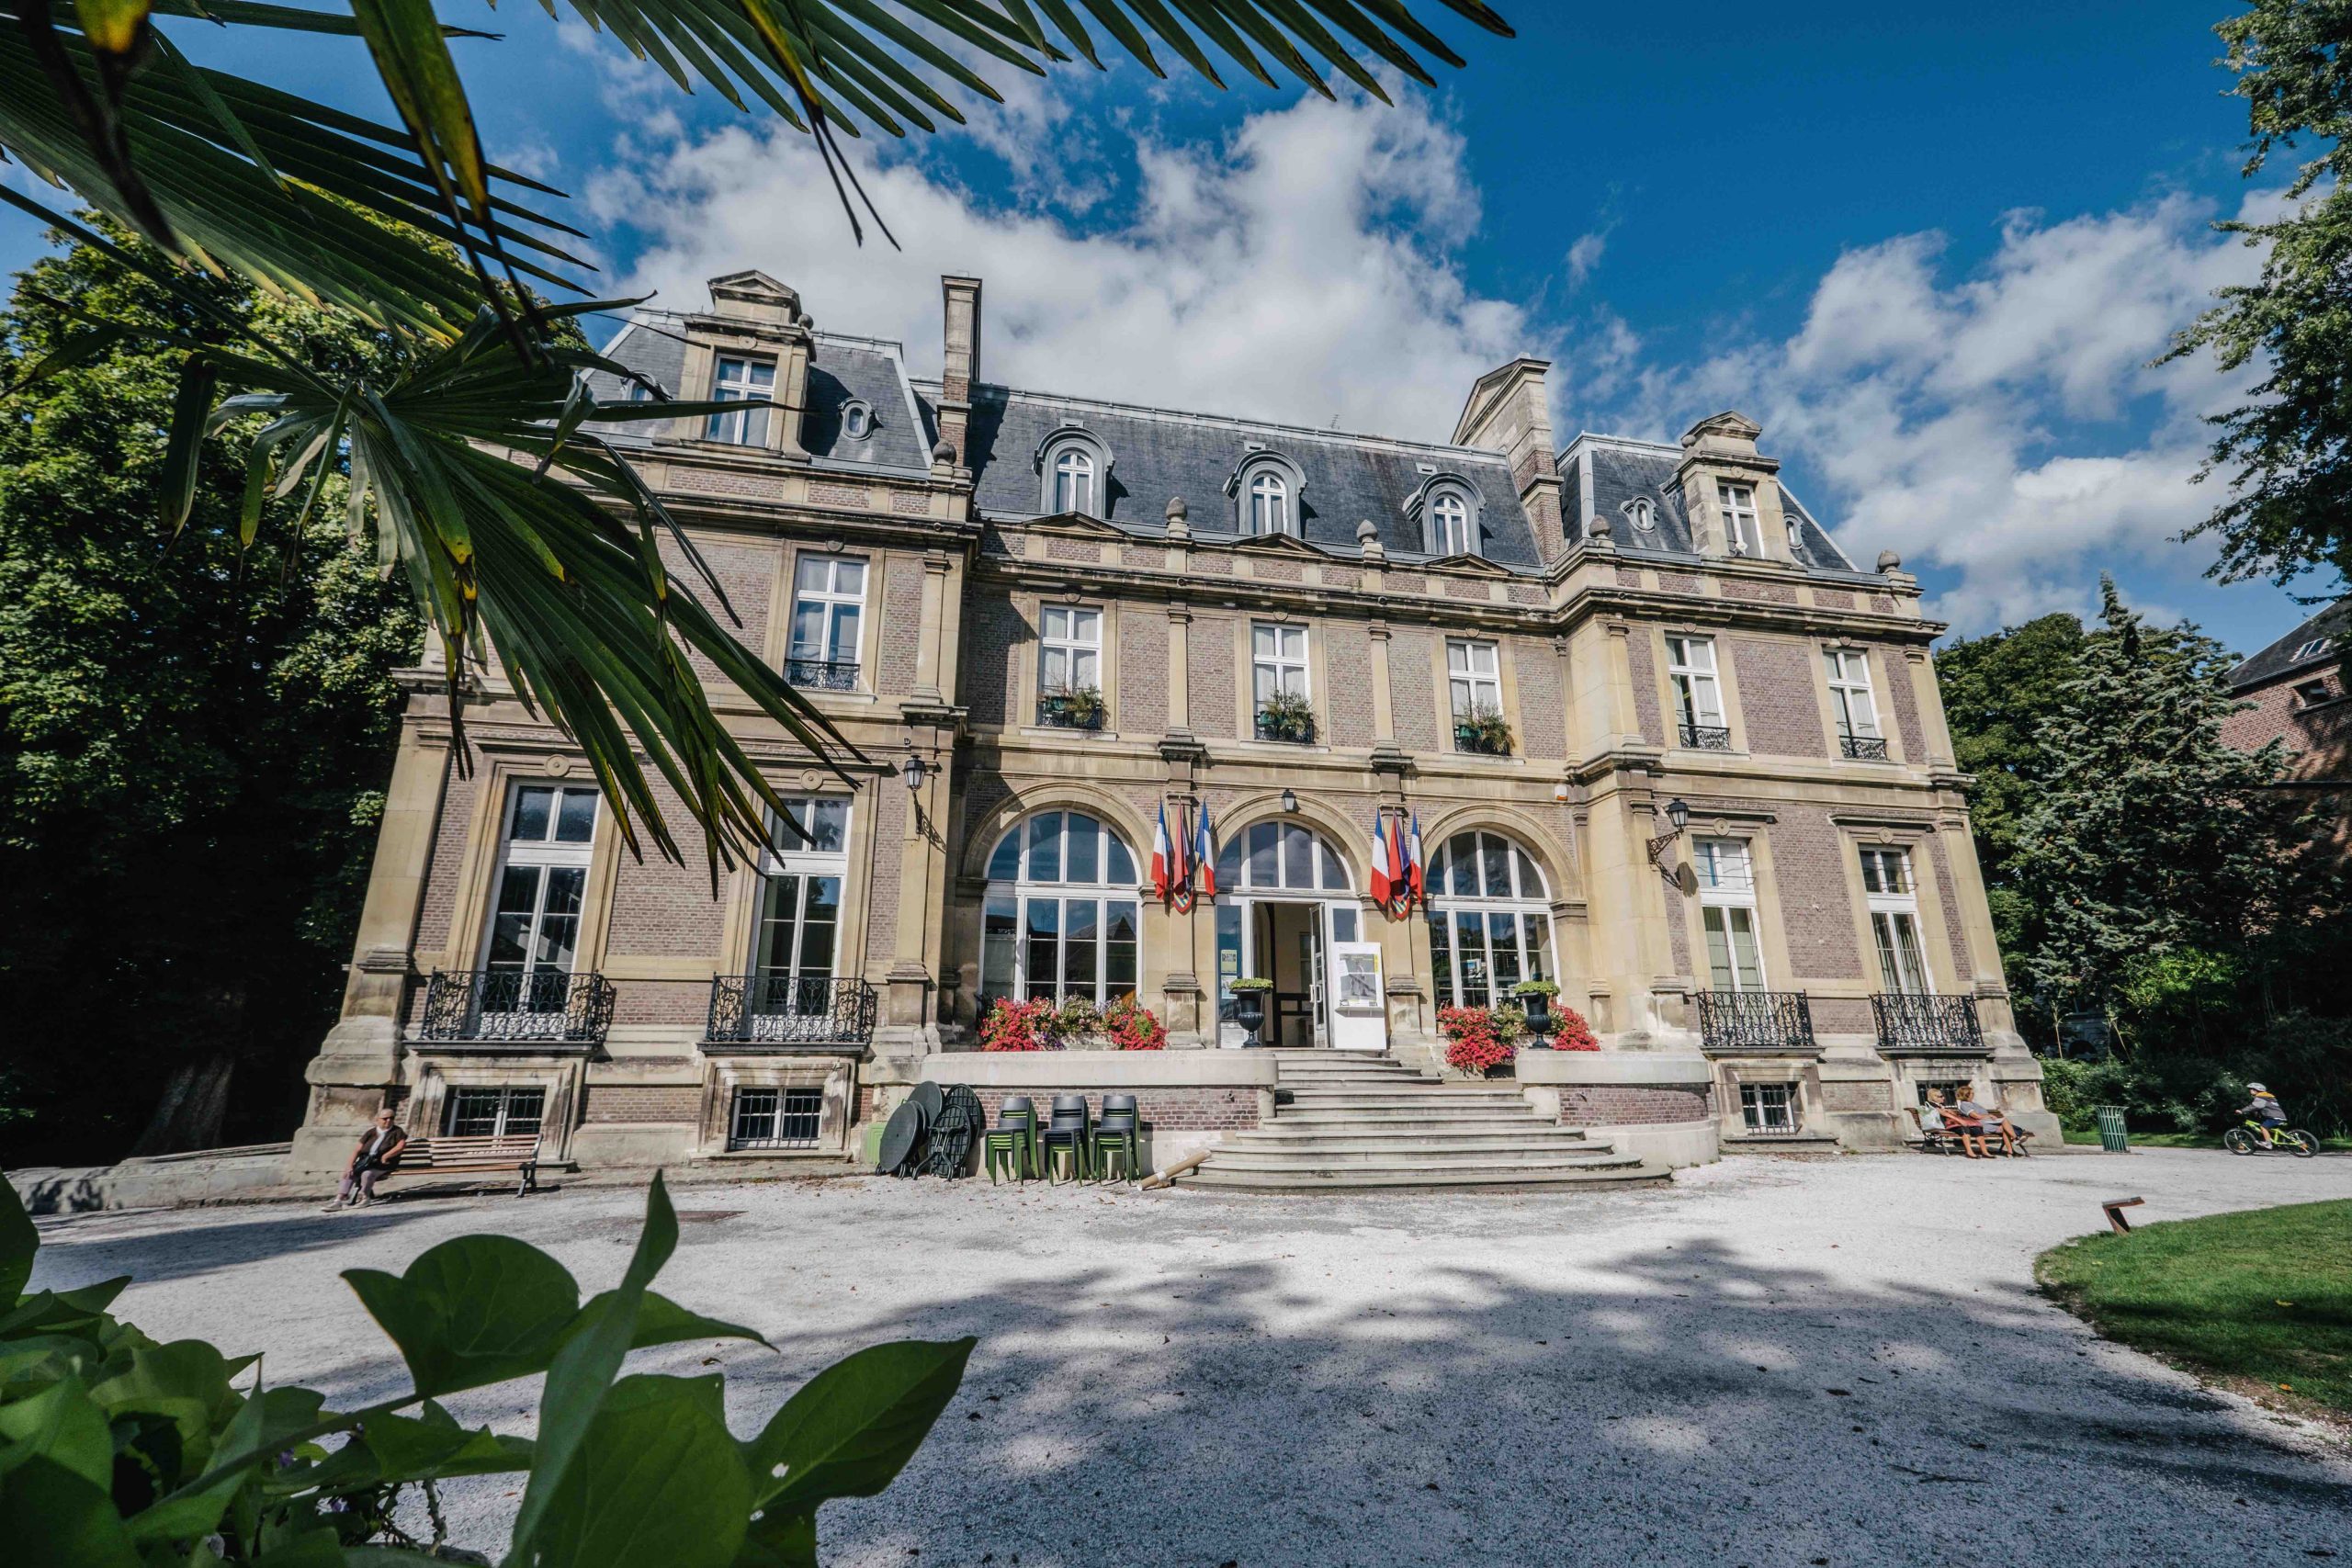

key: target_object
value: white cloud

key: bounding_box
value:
[1565,229,1607,290]
[1599,193,2280,633]
[582,92,1544,436]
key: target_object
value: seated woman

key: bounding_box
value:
[1922,1089,1989,1157]
[1951,1086,2021,1156]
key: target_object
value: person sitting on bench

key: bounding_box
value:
[1924,1089,1989,1157]
[325,1107,408,1212]
[1951,1086,2020,1156]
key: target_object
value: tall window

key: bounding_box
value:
[1252,623,1309,712]
[483,784,597,1005]
[1694,839,1765,993]
[1248,470,1290,536]
[1430,491,1472,555]
[753,796,851,989]
[1038,605,1102,694]
[704,355,775,446]
[1825,649,1881,747]
[1667,635,1726,743]
[1718,481,1761,555]
[445,1085,546,1138]
[1052,447,1095,514]
[1426,831,1555,1009]
[1860,847,1930,994]
[786,555,865,688]
[981,812,1140,1007]
[1447,638,1502,719]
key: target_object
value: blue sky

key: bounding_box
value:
[5,0,2335,655]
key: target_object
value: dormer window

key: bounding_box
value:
[1054,447,1095,514]
[1430,492,1471,556]
[840,399,874,441]
[1405,473,1482,558]
[1250,471,1291,536]
[1718,481,1762,556]
[705,355,775,446]
[1622,497,1656,533]
[2293,637,2335,661]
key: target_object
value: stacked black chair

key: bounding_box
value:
[1037,1094,1093,1183]
[1094,1093,1141,1182]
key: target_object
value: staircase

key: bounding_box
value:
[1184,1049,1663,1191]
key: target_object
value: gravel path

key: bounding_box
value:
[30,1150,2352,1567]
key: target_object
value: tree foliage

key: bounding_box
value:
[0,1169,973,1566]
[0,229,421,1163]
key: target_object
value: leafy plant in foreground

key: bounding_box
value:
[0,1171,971,1564]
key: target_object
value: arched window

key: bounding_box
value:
[980,811,1140,1007]
[1622,497,1656,533]
[1425,829,1555,1009]
[1249,470,1290,536]
[1053,447,1094,514]
[1430,491,1472,555]
[840,400,874,441]
[1214,818,1352,894]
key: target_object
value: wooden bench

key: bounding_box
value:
[1905,1106,1973,1155]
[389,1134,542,1196]
[1905,1106,2031,1156]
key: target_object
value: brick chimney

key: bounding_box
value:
[1453,357,1565,561]
[934,275,983,479]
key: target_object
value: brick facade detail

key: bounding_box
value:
[1559,1086,1712,1124]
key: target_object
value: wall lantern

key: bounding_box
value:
[902,753,927,793]
[1665,796,1691,835]
[1280,787,1299,813]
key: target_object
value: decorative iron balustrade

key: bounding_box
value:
[1678,722,1733,750]
[784,657,861,692]
[1871,992,1985,1053]
[1254,708,1316,745]
[1696,990,1818,1053]
[420,969,613,1044]
[1036,694,1106,730]
[1452,722,1512,757]
[1839,732,1891,761]
[707,975,878,1046]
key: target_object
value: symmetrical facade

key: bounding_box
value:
[288,270,2056,1179]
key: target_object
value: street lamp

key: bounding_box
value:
[901,753,927,793]
[1280,786,1298,813]
[1646,796,1692,881]
[1666,796,1690,834]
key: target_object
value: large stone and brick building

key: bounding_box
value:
[2223,599,2351,838]
[288,270,2057,1184]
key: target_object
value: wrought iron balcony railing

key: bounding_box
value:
[785,657,861,692]
[420,969,614,1045]
[707,975,878,1047]
[1839,732,1891,761]
[1036,694,1106,730]
[1452,722,1512,756]
[1678,722,1733,750]
[1871,992,1985,1053]
[1696,990,1818,1053]
[1254,708,1316,744]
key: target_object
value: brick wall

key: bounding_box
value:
[865,782,906,969]
[583,1085,701,1122]
[1809,996,1872,1035]
[1721,578,1798,605]
[1045,536,1102,564]
[1623,630,1660,742]
[1253,557,1303,583]
[1772,807,1865,979]
[964,1086,1260,1131]
[662,537,775,687]
[1515,637,1566,761]
[1732,637,1826,758]
[1324,621,1377,747]
[1559,1085,1711,1124]
[962,591,1023,726]
[606,777,728,959]
[1388,628,1441,751]
[1191,616,1238,740]
[610,978,712,1028]
[414,751,479,958]
[2223,675,2352,783]
[1119,611,1169,735]
[875,556,924,695]
[1883,649,1927,759]
[1924,833,1974,980]
[1822,1079,1889,1115]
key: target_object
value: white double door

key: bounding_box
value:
[1228,897,1385,1051]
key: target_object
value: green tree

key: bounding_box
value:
[0,227,420,1162]
[2007,581,2321,1046]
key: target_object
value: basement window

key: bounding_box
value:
[1739,1082,1797,1134]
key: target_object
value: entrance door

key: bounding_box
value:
[1329,941,1385,1051]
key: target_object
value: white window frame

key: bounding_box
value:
[1739,1081,1797,1134]
[1693,838,1767,993]
[1860,846,1932,995]
[1251,622,1310,708]
[443,1085,547,1139]
[1446,637,1503,721]
[840,400,873,441]
[1622,497,1656,533]
[1425,830,1556,1010]
[1825,648,1882,741]
[1430,491,1472,555]
[1037,604,1102,696]
[2293,637,2334,660]
[1052,447,1095,514]
[1666,635,1725,732]
[786,554,867,679]
[704,355,775,446]
[1249,470,1292,536]
[752,796,852,978]
[479,784,599,979]
[981,812,1142,1009]
[1718,481,1762,556]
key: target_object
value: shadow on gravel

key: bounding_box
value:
[31,1204,440,1287]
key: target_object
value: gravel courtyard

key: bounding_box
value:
[28,1150,2352,1567]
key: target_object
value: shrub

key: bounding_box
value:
[980,997,1057,1051]
[1104,993,1168,1050]
[1054,994,1103,1041]
[1546,1006,1600,1051]
[0,1172,967,1565]
[1437,1004,1523,1074]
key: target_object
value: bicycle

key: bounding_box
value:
[2222,1119,2320,1157]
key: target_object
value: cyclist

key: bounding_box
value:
[2237,1083,2290,1149]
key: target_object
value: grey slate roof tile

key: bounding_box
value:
[1571,436,1857,571]
[2230,598,2352,690]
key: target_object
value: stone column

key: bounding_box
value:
[912,551,951,704]
[878,709,956,1068]
[1166,603,1193,737]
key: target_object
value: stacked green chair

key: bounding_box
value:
[984,1096,1036,1184]
[1037,1095,1093,1183]
[1094,1094,1141,1183]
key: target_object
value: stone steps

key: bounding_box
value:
[1183,1163,1662,1192]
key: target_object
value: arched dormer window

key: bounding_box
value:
[1431,492,1470,555]
[1034,424,1114,519]
[1405,474,1483,558]
[840,399,875,442]
[1622,497,1656,533]
[1250,471,1289,536]
[1225,450,1307,538]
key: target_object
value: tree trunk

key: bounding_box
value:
[128,1054,237,1156]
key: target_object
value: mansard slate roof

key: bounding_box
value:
[2230,597,2352,692]
[918,381,1545,570]
[1563,434,1860,574]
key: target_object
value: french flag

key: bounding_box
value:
[1407,813,1426,904]
[1151,803,1173,901]
[1370,813,1394,906]
[1169,800,1192,894]
[1193,801,1216,897]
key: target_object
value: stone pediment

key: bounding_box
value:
[1425,550,1513,579]
[1229,529,1331,561]
[1028,511,1129,541]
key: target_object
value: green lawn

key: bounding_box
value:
[2038,1200,2352,1418]
[2059,1128,2352,1151]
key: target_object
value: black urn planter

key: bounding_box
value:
[1233,991,1267,1044]
[1520,992,1553,1045]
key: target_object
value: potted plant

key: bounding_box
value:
[1105,992,1168,1050]
[1040,683,1107,729]
[1436,1003,1525,1077]
[1512,979,1559,1043]
[1229,976,1273,1044]
[1452,701,1513,756]
[1255,687,1316,744]
[979,996,1057,1052]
